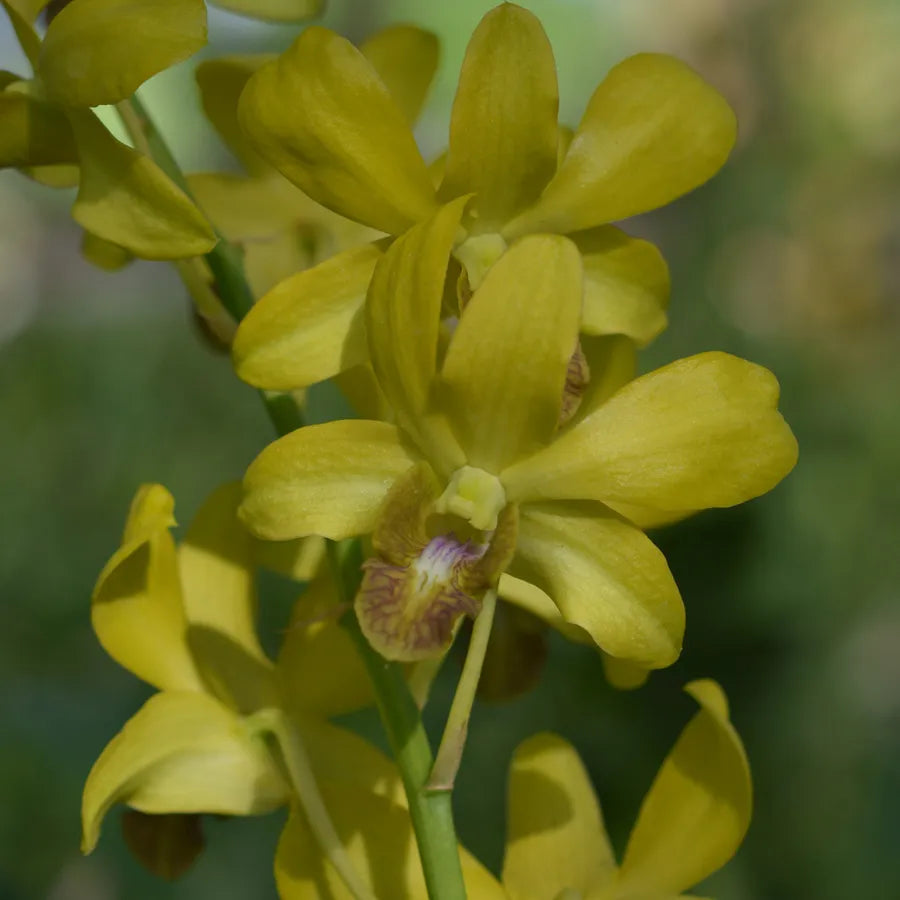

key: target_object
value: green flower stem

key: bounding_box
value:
[119,93,467,900]
[329,541,468,900]
[117,96,296,423]
[117,94,254,321]
[261,389,307,435]
[427,589,497,792]
[249,709,376,900]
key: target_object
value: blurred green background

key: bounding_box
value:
[2,0,899,897]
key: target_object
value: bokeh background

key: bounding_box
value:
[2,0,899,897]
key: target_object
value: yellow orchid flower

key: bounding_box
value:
[0,0,217,258]
[502,680,752,900]
[188,23,438,299]
[239,201,797,668]
[272,679,748,900]
[233,1,735,393]
[81,482,398,878]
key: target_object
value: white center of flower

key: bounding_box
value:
[435,466,506,531]
[454,232,508,292]
[411,534,482,596]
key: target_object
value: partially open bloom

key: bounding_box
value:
[0,0,216,258]
[240,201,797,668]
[232,1,735,392]
[81,482,395,876]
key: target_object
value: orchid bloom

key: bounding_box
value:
[232,2,735,393]
[239,201,797,669]
[81,482,399,877]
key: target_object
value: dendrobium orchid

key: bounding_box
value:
[239,201,797,667]
[232,1,735,393]
[81,482,398,878]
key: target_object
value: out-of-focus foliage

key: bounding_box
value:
[1,0,898,898]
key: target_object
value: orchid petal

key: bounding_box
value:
[186,171,307,242]
[39,0,207,108]
[238,26,436,234]
[615,680,752,896]
[498,574,593,646]
[120,811,204,881]
[441,3,558,226]
[68,110,216,259]
[601,654,651,690]
[366,197,468,464]
[503,733,616,900]
[299,717,404,808]
[240,420,417,541]
[0,89,77,167]
[92,484,201,692]
[178,482,266,663]
[233,243,382,390]
[575,334,636,421]
[360,25,439,125]
[2,1,40,66]
[503,352,798,513]
[81,231,133,270]
[277,572,373,717]
[195,55,272,171]
[442,234,582,473]
[81,691,286,854]
[512,502,683,668]
[504,53,737,237]
[251,535,325,583]
[574,225,670,346]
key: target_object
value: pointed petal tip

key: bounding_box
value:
[617,676,752,896]
[131,483,177,525]
[684,678,730,720]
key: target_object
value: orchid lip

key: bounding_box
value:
[356,532,486,662]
